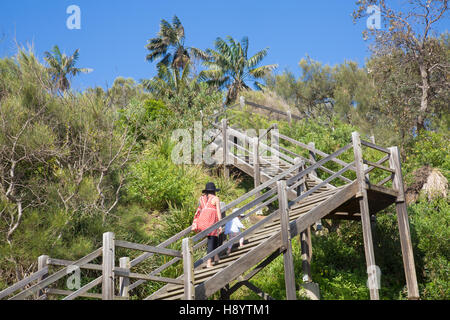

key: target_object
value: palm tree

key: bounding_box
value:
[146,15,208,71]
[44,45,92,92]
[142,61,197,98]
[200,36,278,104]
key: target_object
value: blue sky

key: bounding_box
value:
[0,0,445,91]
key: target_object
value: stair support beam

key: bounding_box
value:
[222,119,229,178]
[119,257,130,299]
[252,137,261,197]
[37,255,49,299]
[182,237,195,300]
[389,146,419,300]
[102,232,115,300]
[294,157,312,283]
[277,180,297,300]
[352,132,379,300]
[243,281,275,300]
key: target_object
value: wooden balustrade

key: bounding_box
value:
[0,119,418,301]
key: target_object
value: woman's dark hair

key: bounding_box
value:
[203,190,216,196]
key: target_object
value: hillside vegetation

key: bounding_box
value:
[0,4,448,299]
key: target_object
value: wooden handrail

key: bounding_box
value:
[0,267,49,299]
[219,158,304,214]
[363,159,395,174]
[9,247,102,300]
[258,141,295,163]
[115,240,182,258]
[376,174,394,187]
[286,143,354,186]
[127,238,208,292]
[227,126,254,144]
[360,139,391,154]
[130,226,191,267]
[258,123,277,142]
[47,258,102,271]
[303,157,353,183]
[245,101,302,121]
[363,154,390,175]
[288,162,354,207]
[275,145,353,184]
[114,269,184,285]
[227,140,251,155]
[275,132,356,171]
[62,276,102,300]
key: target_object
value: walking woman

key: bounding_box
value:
[192,182,223,268]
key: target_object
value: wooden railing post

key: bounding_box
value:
[294,158,312,283]
[233,135,239,159]
[37,255,49,299]
[389,146,419,300]
[119,257,130,299]
[244,136,250,163]
[294,158,305,195]
[286,110,292,126]
[277,180,296,300]
[272,123,279,152]
[306,143,322,230]
[222,119,229,178]
[352,132,379,300]
[252,137,261,197]
[102,232,115,300]
[308,142,317,177]
[182,237,195,300]
[271,124,280,169]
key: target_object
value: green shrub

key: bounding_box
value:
[404,130,450,181]
[127,156,197,211]
[408,197,450,299]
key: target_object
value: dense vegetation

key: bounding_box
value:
[0,1,448,300]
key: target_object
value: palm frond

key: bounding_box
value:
[248,64,278,78]
[190,47,210,61]
[214,37,232,58]
[146,49,166,62]
[246,48,269,69]
[199,68,225,81]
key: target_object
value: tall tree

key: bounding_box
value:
[146,15,208,71]
[200,36,278,105]
[264,57,336,119]
[44,45,92,92]
[353,0,449,132]
[142,62,197,98]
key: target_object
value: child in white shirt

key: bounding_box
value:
[224,210,245,255]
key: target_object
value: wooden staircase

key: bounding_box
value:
[144,121,419,300]
[0,118,420,301]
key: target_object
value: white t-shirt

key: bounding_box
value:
[224,217,244,234]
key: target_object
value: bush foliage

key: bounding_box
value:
[0,46,447,301]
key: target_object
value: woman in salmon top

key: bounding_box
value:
[193,182,223,268]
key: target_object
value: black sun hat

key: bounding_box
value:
[202,182,220,193]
